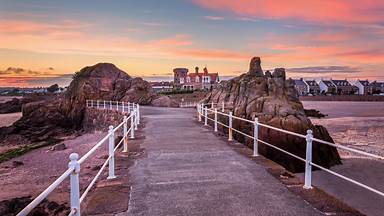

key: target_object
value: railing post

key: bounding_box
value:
[214,108,218,132]
[116,101,119,111]
[110,101,112,110]
[123,116,128,153]
[211,101,214,108]
[97,100,99,109]
[68,153,81,216]
[130,113,135,138]
[134,106,138,130]
[91,100,93,108]
[122,102,125,112]
[222,101,225,112]
[86,100,88,107]
[304,130,313,189]
[197,104,202,122]
[128,102,131,113]
[103,100,106,109]
[204,106,208,126]
[137,104,140,125]
[108,125,116,179]
[253,118,259,157]
[228,111,233,141]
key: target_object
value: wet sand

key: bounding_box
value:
[0,112,22,127]
[302,101,384,216]
[0,131,110,204]
[303,101,384,157]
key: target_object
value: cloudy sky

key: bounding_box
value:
[1,0,383,87]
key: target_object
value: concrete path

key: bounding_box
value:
[126,107,321,216]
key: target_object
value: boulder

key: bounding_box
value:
[203,56,341,172]
[151,96,179,107]
[0,94,48,114]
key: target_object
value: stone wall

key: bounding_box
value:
[300,95,384,101]
[82,108,132,135]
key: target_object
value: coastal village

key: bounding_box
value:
[149,67,384,97]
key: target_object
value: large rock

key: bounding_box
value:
[203,57,341,172]
[0,95,49,114]
[248,56,264,77]
[151,96,179,107]
[1,63,156,141]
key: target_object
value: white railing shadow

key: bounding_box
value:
[197,103,384,197]
[17,100,140,216]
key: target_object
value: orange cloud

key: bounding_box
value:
[192,0,384,24]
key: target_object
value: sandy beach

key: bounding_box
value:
[302,101,384,216]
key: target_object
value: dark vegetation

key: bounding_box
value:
[304,109,327,118]
[0,138,62,163]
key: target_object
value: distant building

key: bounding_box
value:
[354,80,372,95]
[330,79,355,95]
[303,80,320,95]
[293,79,308,95]
[150,81,173,93]
[173,68,188,87]
[369,81,384,94]
[319,80,337,94]
[173,66,219,91]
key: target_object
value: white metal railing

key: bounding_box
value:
[17,100,140,216]
[86,99,140,125]
[196,103,384,197]
[179,101,198,108]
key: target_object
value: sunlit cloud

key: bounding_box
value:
[204,16,225,21]
[0,67,59,77]
[192,0,384,24]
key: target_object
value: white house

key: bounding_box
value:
[354,80,371,95]
[318,80,336,94]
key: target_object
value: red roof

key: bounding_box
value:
[187,72,218,82]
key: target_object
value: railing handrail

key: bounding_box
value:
[197,103,384,198]
[17,100,140,216]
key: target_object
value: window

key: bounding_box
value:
[186,77,190,83]
[180,77,184,84]
[196,76,199,82]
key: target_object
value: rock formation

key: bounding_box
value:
[0,95,48,114]
[248,57,264,77]
[203,57,341,172]
[1,63,157,141]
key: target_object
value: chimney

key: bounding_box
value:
[195,66,199,74]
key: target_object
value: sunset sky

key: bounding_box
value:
[1,0,383,87]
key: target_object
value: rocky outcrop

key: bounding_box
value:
[248,57,264,77]
[203,57,341,172]
[1,63,156,142]
[0,95,49,114]
[151,96,179,107]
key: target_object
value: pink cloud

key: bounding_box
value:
[204,16,225,21]
[192,0,384,24]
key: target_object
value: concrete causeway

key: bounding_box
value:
[126,106,321,216]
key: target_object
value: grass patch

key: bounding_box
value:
[0,138,62,163]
